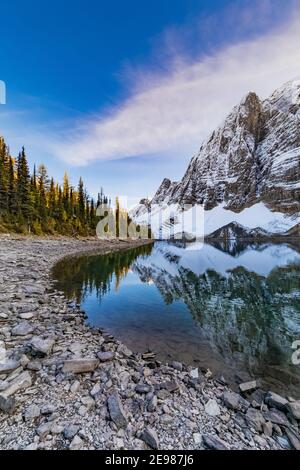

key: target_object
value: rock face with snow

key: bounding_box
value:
[133,80,300,236]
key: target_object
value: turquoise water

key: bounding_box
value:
[52,240,300,396]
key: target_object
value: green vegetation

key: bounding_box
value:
[0,135,109,236]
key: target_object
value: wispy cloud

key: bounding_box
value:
[51,3,300,166]
[2,1,300,170]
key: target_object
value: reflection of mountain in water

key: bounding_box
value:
[133,241,300,388]
[52,240,300,393]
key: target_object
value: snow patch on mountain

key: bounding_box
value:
[133,242,300,279]
[133,201,299,238]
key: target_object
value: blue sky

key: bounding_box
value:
[0,0,299,204]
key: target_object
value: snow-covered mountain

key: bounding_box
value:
[132,80,300,238]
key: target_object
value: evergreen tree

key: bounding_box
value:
[0,134,110,236]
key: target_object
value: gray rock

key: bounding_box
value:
[147,395,157,412]
[107,392,128,429]
[160,381,179,393]
[190,368,199,379]
[205,399,221,417]
[23,404,41,421]
[286,400,300,420]
[11,321,34,336]
[41,404,56,415]
[19,312,35,320]
[0,359,20,376]
[265,391,288,412]
[69,435,84,450]
[64,424,81,440]
[36,422,53,439]
[0,394,16,413]
[223,391,249,412]
[28,336,55,357]
[193,433,202,445]
[245,408,265,432]
[239,380,259,394]
[97,351,115,362]
[90,383,101,397]
[285,428,300,450]
[0,380,9,392]
[263,421,273,437]
[24,443,39,450]
[170,361,183,372]
[264,409,290,427]
[62,359,99,374]
[135,384,152,394]
[203,435,229,450]
[140,427,159,449]
[24,285,45,295]
[51,423,64,435]
[27,361,42,371]
[0,371,32,398]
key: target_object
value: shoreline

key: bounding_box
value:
[0,235,299,450]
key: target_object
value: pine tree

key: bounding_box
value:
[0,134,110,236]
[78,177,85,222]
[17,147,32,228]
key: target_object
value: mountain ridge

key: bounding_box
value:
[132,80,300,237]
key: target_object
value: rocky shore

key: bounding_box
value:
[0,235,299,451]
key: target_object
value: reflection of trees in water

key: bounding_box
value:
[134,255,300,385]
[52,244,153,304]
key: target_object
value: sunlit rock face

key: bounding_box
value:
[132,80,300,236]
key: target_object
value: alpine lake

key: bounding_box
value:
[52,239,300,398]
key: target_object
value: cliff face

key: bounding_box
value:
[149,81,300,215]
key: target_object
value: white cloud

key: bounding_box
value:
[19,6,300,166]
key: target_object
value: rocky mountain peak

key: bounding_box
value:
[149,80,300,215]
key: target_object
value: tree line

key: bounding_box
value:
[0,135,109,236]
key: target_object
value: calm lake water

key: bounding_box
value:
[52,240,300,397]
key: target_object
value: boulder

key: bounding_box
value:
[69,435,84,450]
[140,428,159,449]
[223,391,249,412]
[264,409,290,427]
[0,394,16,413]
[107,392,128,429]
[62,359,99,374]
[11,321,34,336]
[285,428,300,450]
[0,360,20,376]
[23,404,41,421]
[135,384,152,394]
[0,371,32,398]
[205,399,221,417]
[286,401,300,420]
[63,424,81,440]
[97,351,115,362]
[28,336,55,357]
[245,408,265,432]
[265,391,288,412]
[239,380,259,394]
[203,435,229,450]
